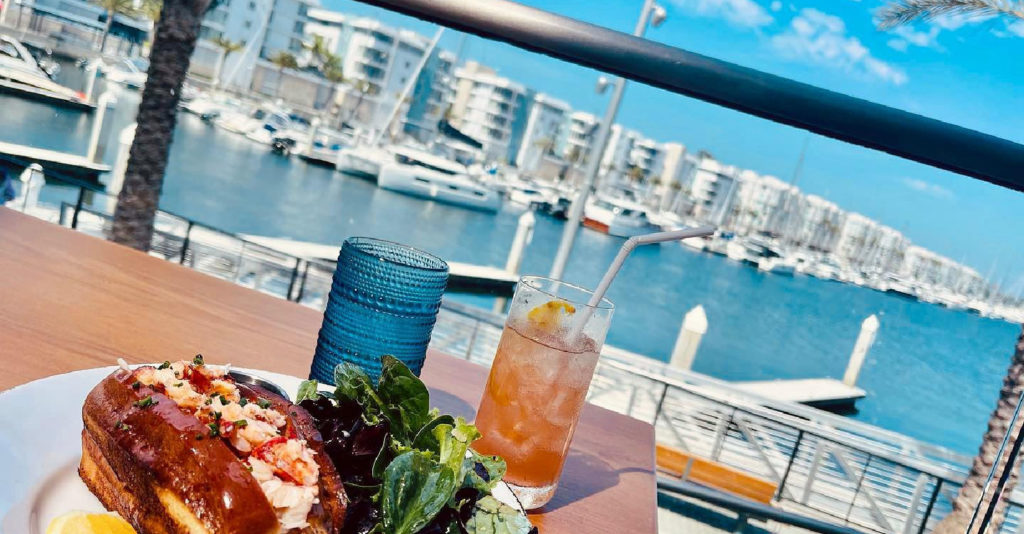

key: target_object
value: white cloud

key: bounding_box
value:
[887,38,909,51]
[903,178,954,199]
[888,25,942,51]
[770,0,782,12]
[670,0,774,28]
[771,8,908,85]
[994,20,1024,38]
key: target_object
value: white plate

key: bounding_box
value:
[0,366,521,534]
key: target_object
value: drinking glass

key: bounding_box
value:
[310,237,448,383]
[473,276,614,509]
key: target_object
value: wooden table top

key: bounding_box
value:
[0,208,657,533]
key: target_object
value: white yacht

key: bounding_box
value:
[296,128,352,167]
[377,147,501,212]
[582,196,655,238]
[757,256,797,276]
[101,57,148,89]
[337,144,391,180]
[507,184,553,209]
[0,36,84,103]
[215,102,296,144]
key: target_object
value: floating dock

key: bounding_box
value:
[733,378,866,414]
[241,235,518,297]
[0,141,110,184]
[0,78,93,111]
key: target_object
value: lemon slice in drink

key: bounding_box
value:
[46,512,136,534]
[527,300,576,331]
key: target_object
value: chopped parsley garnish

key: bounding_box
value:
[257,398,272,409]
[204,397,213,405]
[174,382,183,387]
[233,419,248,428]
[244,464,253,472]
[133,396,156,409]
[195,433,204,440]
[213,411,222,421]
[115,421,130,431]
[193,354,205,366]
[238,398,248,407]
[207,422,220,437]
[157,361,171,370]
[130,381,141,390]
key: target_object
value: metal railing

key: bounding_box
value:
[9,179,1021,532]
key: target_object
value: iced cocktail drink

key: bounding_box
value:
[473,276,613,509]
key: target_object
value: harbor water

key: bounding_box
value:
[3,88,1020,457]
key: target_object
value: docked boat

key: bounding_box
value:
[296,128,352,167]
[377,147,501,212]
[507,184,553,209]
[0,36,85,104]
[757,256,797,276]
[100,57,149,90]
[337,144,391,180]
[582,196,655,238]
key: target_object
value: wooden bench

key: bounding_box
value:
[656,443,780,532]
[656,443,778,504]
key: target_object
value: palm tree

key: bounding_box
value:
[267,51,298,98]
[302,34,332,71]
[877,4,1024,532]
[94,0,135,53]
[138,0,163,21]
[876,0,1023,28]
[109,0,215,251]
[345,78,373,124]
[211,35,243,90]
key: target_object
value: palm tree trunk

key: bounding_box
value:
[99,12,114,53]
[110,0,211,251]
[935,325,1024,534]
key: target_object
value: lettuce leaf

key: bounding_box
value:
[381,450,458,534]
[378,355,432,443]
[333,361,385,422]
[434,417,481,482]
[464,496,536,534]
[462,451,507,493]
[296,379,319,403]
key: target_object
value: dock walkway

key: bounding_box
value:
[0,141,109,183]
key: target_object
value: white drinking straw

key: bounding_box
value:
[570,226,717,341]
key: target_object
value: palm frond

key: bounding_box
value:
[877,0,1024,29]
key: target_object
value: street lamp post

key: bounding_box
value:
[548,0,665,279]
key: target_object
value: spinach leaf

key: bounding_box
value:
[377,355,432,443]
[334,362,385,420]
[464,496,535,534]
[380,450,458,534]
[296,379,319,403]
[412,414,456,453]
[462,450,507,493]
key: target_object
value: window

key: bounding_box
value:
[298,4,307,16]
[244,20,252,29]
[405,61,411,68]
[289,38,303,52]
[293,21,303,33]
[248,1,255,9]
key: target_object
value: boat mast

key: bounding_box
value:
[370,27,444,147]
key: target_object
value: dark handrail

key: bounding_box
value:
[354,0,1024,193]
[657,478,865,534]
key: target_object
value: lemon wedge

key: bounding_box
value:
[46,512,136,534]
[527,300,575,331]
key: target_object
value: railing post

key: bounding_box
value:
[775,429,805,501]
[802,442,828,505]
[917,479,942,534]
[902,473,930,534]
[295,261,311,303]
[464,320,480,361]
[652,383,669,425]
[845,453,873,522]
[711,408,735,461]
[179,221,194,265]
[287,258,301,300]
[71,187,85,229]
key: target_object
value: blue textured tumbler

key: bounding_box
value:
[310,237,448,383]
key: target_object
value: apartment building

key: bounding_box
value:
[686,152,739,225]
[792,195,844,253]
[516,93,570,172]
[193,0,314,91]
[731,171,800,239]
[449,61,533,162]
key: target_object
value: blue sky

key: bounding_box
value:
[324,0,1024,291]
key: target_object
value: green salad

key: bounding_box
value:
[297,356,536,534]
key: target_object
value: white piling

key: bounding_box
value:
[671,304,708,370]
[16,163,45,212]
[84,61,100,103]
[105,123,137,212]
[493,210,536,314]
[87,91,116,162]
[843,314,879,387]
